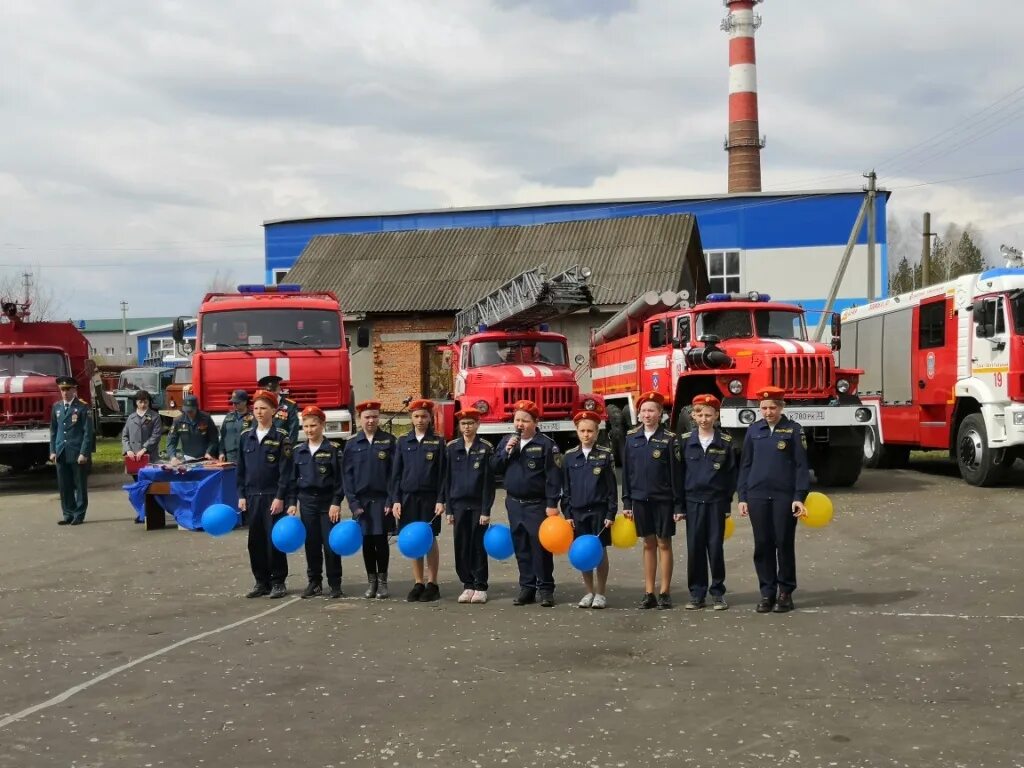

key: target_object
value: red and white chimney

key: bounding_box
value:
[722,0,765,193]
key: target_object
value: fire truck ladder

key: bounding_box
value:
[453,265,594,339]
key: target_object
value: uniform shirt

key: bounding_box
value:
[490,431,562,508]
[287,439,344,507]
[342,429,397,507]
[220,409,254,462]
[236,425,292,498]
[121,408,163,460]
[560,443,616,521]
[621,424,683,514]
[166,410,219,460]
[49,397,95,459]
[440,437,495,510]
[273,396,300,443]
[679,428,738,504]
[390,430,445,499]
[737,415,810,504]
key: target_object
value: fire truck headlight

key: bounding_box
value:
[728,379,743,395]
[855,408,871,422]
[739,409,757,425]
[836,378,851,394]
[1014,412,1024,426]
[474,400,490,414]
[582,398,597,410]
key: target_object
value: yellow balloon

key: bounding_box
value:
[801,491,834,528]
[723,515,735,541]
[610,515,638,549]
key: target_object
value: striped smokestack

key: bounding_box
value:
[722,0,765,193]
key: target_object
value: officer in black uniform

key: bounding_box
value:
[342,400,397,600]
[680,394,737,611]
[49,376,95,525]
[391,398,446,603]
[219,389,253,463]
[166,394,218,462]
[237,389,294,599]
[490,399,563,608]
[286,405,344,599]
[622,390,683,610]
[258,375,299,443]
[738,386,810,614]
[440,407,495,605]
[561,410,616,609]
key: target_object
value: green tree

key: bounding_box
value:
[889,255,914,295]
[951,228,985,277]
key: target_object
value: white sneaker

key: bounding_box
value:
[471,590,488,604]
[578,593,594,608]
[591,594,607,609]
[458,588,475,603]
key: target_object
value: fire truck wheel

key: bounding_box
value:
[863,426,910,469]
[605,404,626,467]
[956,414,1008,487]
[674,407,696,437]
[810,445,863,487]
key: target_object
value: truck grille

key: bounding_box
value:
[501,386,576,418]
[1,395,48,423]
[770,355,833,395]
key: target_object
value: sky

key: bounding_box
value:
[2,0,1023,321]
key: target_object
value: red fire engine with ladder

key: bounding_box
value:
[434,265,604,447]
[590,288,874,487]
[841,245,1024,486]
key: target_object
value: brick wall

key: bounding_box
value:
[372,314,452,411]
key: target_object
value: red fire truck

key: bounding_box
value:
[175,284,366,440]
[434,266,604,448]
[840,250,1024,486]
[0,298,92,471]
[590,290,873,486]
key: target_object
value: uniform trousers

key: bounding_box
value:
[684,499,728,599]
[247,494,289,587]
[354,495,391,576]
[747,496,798,599]
[56,456,89,522]
[507,497,554,593]
[450,501,488,591]
[299,495,341,586]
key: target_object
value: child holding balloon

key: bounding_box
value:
[560,411,617,609]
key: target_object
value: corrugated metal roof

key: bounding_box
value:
[81,317,175,333]
[286,213,707,313]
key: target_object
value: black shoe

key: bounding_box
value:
[539,592,555,608]
[407,583,426,602]
[638,592,657,609]
[134,518,144,524]
[269,584,287,599]
[57,520,70,526]
[328,584,343,599]
[245,584,271,598]
[685,598,706,610]
[774,592,794,613]
[513,589,536,606]
[70,518,84,526]
[755,597,775,613]
[301,582,322,599]
[657,593,673,610]
[419,582,440,602]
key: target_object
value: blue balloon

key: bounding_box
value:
[397,521,434,559]
[483,523,515,560]
[568,534,605,572]
[272,515,306,553]
[328,519,363,556]
[201,503,238,537]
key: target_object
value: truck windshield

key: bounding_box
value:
[698,310,753,340]
[174,367,193,384]
[469,340,567,367]
[754,310,808,340]
[119,370,160,391]
[0,351,69,377]
[200,309,342,350]
[1011,292,1024,335]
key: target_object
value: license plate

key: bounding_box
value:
[0,431,23,441]
[786,409,826,422]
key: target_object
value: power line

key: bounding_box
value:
[892,165,1024,190]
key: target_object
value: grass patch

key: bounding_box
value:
[92,436,168,472]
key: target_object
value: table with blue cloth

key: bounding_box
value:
[124,464,238,531]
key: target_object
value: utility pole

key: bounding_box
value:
[865,171,877,302]
[921,212,932,287]
[22,271,32,305]
[120,300,129,363]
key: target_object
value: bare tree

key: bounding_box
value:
[0,270,64,320]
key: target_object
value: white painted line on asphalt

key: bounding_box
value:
[800,609,1024,620]
[0,597,300,731]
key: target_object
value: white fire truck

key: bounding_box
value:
[840,246,1024,486]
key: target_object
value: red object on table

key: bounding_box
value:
[125,454,150,474]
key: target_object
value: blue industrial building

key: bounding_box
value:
[131,319,196,366]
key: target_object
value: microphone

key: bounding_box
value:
[402,396,413,406]
[507,426,523,455]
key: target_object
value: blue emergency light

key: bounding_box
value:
[538,323,549,331]
[705,292,771,303]
[237,284,302,294]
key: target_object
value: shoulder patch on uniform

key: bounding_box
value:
[330,441,342,449]
[565,446,581,454]
[682,431,692,439]
[627,425,642,434]
[663,429,676,437]
[595,445,612,453]
[479,438,494,449]
[447,438,460,447]
[721,433,733,442]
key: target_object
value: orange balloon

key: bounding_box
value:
[539,516,574,555]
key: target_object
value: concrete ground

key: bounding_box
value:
[0,461,1021,768]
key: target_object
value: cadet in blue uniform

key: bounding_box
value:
[219,389,253,463]
[237,389,294,599]
[166,394,218,462]
[287,406,345,599]
[561,410,616,609]
[258,375,300,443]
[738,386,810,614]
[622,391,683,610]
[343,400,397,600]
[391,398,446,603]
[680,394,737,611]
[441,408,495,605]
[490,400,563,608]
[49,376,95,526]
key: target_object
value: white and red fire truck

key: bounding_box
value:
[840,247,1024,486]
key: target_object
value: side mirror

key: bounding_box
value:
[971,304,984,323]
[830,313,841,351]
[172,317,186,345]
[356,327,370,348]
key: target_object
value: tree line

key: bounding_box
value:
[887,216,988,295]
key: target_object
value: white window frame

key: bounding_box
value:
[148,338,176,357]
[104,347,115,356]
[273,268,290,285]
[705,250,742,295]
